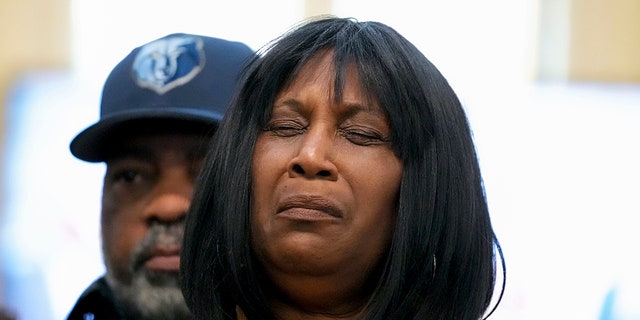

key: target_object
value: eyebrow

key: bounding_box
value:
[273,98,303,111]
[341,101,386,119]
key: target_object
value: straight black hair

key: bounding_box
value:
[181,16,504,319]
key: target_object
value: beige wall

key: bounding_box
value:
[569,0,640,82]
[0,0,70,136]
[304,0,333,19]
[537,0,640,82]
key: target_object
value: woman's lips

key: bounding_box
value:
[277,195,343,220]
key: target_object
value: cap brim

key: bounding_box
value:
[70,108,221,162]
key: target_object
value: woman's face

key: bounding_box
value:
[251,51,403,311]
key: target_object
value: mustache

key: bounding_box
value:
[130,221,185,272]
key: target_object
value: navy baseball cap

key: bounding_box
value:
[70,33,255,162]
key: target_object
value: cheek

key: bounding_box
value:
[251,137,287,210]
[251,137,291,252]
[101,195,147,277]
[351,153,402,239]
[351,150,402,203]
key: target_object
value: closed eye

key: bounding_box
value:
[263,120,307,137]
[339,127,389,146]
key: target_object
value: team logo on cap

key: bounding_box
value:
[132,34,205,95]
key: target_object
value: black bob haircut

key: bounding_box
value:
[181,16,505,320]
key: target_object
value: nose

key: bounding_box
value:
[143,167,192,224]
[287,127,338,180]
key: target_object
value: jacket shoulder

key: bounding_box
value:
[66,277,123,320]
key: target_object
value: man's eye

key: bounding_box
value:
[113,170,140,183]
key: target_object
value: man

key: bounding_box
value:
[66,33,254,320]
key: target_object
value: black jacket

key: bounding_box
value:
[67,277,124,319]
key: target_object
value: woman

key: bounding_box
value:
[181,17,505,319]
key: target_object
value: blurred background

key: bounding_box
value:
[1,0,638,319]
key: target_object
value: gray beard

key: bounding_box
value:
[104,221,191,319]
[106,268,192,320]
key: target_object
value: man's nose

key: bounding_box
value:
[143,168,192,223]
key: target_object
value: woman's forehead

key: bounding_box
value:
[278,50,381,111]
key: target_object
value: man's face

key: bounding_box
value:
[101,131,208,320]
